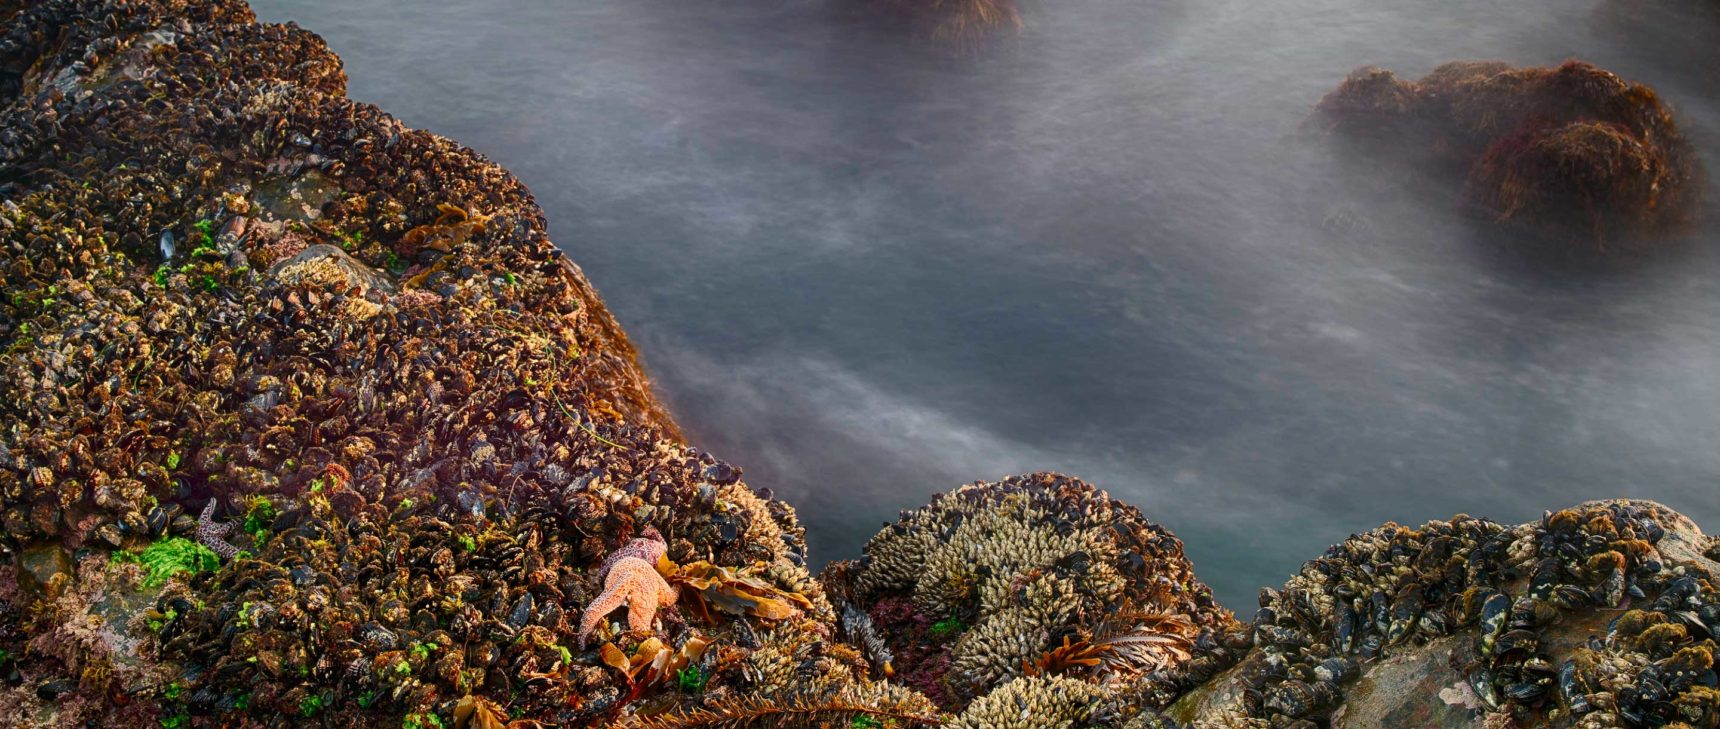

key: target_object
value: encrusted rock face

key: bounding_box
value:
[824,472,1247,720]
[1169,500,1720,729]
[0,0,928,725]
[1315,60,1704,249]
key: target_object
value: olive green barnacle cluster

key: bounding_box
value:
[830,472,1242,715]
[944,675,1115,729]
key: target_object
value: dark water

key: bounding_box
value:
[253,0,1720,608]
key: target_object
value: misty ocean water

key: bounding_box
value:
[253,0,1719,608]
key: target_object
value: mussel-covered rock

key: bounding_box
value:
[0,0,878,724]
[1169,499,1720,729]
[5,1,1717,728]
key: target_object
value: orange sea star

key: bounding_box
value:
[578,556,678,647]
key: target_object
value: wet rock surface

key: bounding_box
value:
[2,2,1718,728]
[266,243,392,295]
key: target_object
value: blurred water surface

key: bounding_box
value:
[254,0,1720,607]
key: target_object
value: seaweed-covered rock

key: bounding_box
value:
[1170,500,1720,729]
[0,553,172,727]
[825,472,1246,722]
[1316,60,1704,248]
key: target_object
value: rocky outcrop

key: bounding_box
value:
[1168,500,1720,729]
[0,0,916,726]
[1316,60,1704,250]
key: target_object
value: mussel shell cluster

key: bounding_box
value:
[1207,500,1717,728]
[1235,513,1507,726]
[0,0,682,556]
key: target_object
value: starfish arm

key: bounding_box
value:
[579,583,627,647]
[202,534,241,560]
[210,522,234,537]
[626,590,657,633]
[654,572,678,605]
[599,538,668,581]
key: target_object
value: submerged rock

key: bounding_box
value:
[1316,60,1704,250]
[839,0,1025,40]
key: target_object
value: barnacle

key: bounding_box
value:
[829,473,1242,713]
[945,675,1109,729]
[617,682,942,728]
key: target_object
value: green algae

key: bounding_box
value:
[242,496,277,537]
[928,617,966,641]
[676,665,707,694]
[111,536,221,588]
[402,712,445,729]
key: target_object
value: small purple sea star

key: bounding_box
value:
[197,499,242,559]
[598,526,666,580]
